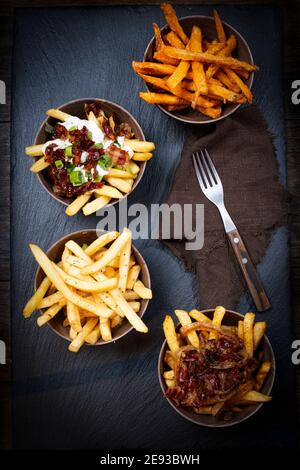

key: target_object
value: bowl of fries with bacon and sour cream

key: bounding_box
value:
[25,98,155,216]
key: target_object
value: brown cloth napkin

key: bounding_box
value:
[161,105,287,308]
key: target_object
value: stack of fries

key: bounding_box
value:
[132,4,257,119]
[25,107,155,216]
[162,308,272,417]
[23,229,152,352]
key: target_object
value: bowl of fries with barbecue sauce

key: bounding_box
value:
[133,3,256,124]
[23,228,152,351]
[158,308,275,427]
[25,98,155,216]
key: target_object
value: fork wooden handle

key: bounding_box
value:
[227,229,271,312]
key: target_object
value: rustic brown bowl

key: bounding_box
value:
[34,229,151,346]
[158,309,275,427]
[144,16,254,124]
[34,98,146,209]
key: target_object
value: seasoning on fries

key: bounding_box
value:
[132,4,257,119]
[25,103,155,216]
[23,228,152,351]
[162,307,272,418]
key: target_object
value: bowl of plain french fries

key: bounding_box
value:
[23,228,152,351]
[133,3,256,123]
[158,307,275,426]
[25,98,155,216]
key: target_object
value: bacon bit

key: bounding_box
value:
[106,144,128,166]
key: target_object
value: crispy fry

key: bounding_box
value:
[165,30,185,49]
[224,67,253,102]
[46,108,71,121]
[124,139,155,153]
[153,50,179,66]
[161,46,258,72]
[153,22,164,50]
[30,157,50,173]
[132,152,153,161]
[65,194,92,216]
[189,26,208,107]
[164,350,176,369]
[243,312,255,358]
[66,299,82,333]
[139,91,188,106]
[209,306,226,340]
[25,144,44,157]
[160,3,189,45]
[100,318,112,341]
[189,309,211,323]
[85,231,119,256]
[175,309,200,348]
[237,320,244,340]
[133,280,152,299]
[215,69,240,92]
[94,185,123,199]
[104,177,132,194]
[163,315,180,353]
[38,291,64,309]
[127,265,141,290]
[65,240,92,263]
[213,10,226,43]
[255,361,272,391]
[253,321,267,350]
[37,299,66,327]
[118,237,132,293]
[166,59,190,90]
[69,318,98,352]
[82,196,111,216]
[23,276,52,318]
[133,61,177,76]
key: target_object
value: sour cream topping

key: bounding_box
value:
[61,116,105,144]
[42,138,71,154]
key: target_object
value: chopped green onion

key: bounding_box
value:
[69,126,77,131]
[113,140,121,147]
[65,146,72,158]
[98,153,112,169]
[66,164,75,175]
[69,170,84,186]
[93,143,103,149]
[94,175,103,183]
[86,171,92,180]
[88,131,93,140]
[54,160,64,169]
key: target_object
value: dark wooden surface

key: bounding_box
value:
[0,0,300,449]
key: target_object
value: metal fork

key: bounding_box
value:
[193,149,270,312]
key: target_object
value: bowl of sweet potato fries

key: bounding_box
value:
[158,307,275,426]
[23,228,152,351]
[133,4,257,123]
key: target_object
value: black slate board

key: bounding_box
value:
[11,5,297,449]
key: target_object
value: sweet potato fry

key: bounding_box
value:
[189,26,208,107]
[160,3,189,45]
[206,35,237,79]
[153,51,179,66]
[139,92,188,106]
[164,30,186,49]
[153,22,164,50]
[215,69,240,92]
[161,46,258,72]
[166,59,190,89]
[196,106,222,119]
[213,9,226,43]
[132,61,176,76]
[224,68,253,102]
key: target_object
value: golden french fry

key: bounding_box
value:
[85,231,119,256]
[66,255,89,269]
[38,291,64,309]
[133,280,152,299]
[189,26,208,107]
[82,229,131,275]
[153,22,164,50]
[30,157,50,173]
[163,370,174,380]
[132,152,153,162]
[163,315,180,353]
[37,299,66,327]
[69,318,98,352]
[153,50,179,66]
[100,318,112,341]
[55,264,118,293]
[175,309,199,348]
[108,169,134,179]
[139,92,188,106]
[29,244,113,318]
[25,144,44,157]
[85,323,101,344]
[215,69,240,92]
[118,237,132,293]
[126,265,141,290]
[255,361,272,391]
[193,406,214,415]
[165,379,175,388]
[124,290,140,301]
[132,60,177,76]
[94,185,123,199]
[160,3,189,44]
[82,196,111,216]
[209,306,226,340]
[127,161,140,175]
[164,350,176,369]
[241,390,272,403]
[243,312,255,357]
[237,320,244,340]
[128,301,140,313]
[46,108,71,121]
[189,309,211,323]
[253,321,267,350]
[65,240,92,263]
[23,276,52,318]
[166,59,190,90]
[110,288,148,333]
[66,299,82,333]
[69,326,77,341]
[111,314,123,328]
[65,194,92,216]
[104,177,132,194]
[124,139,155,153]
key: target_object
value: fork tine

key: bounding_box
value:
[203,148,221,185]
[200,150,214,186]
[193,152,208,189]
